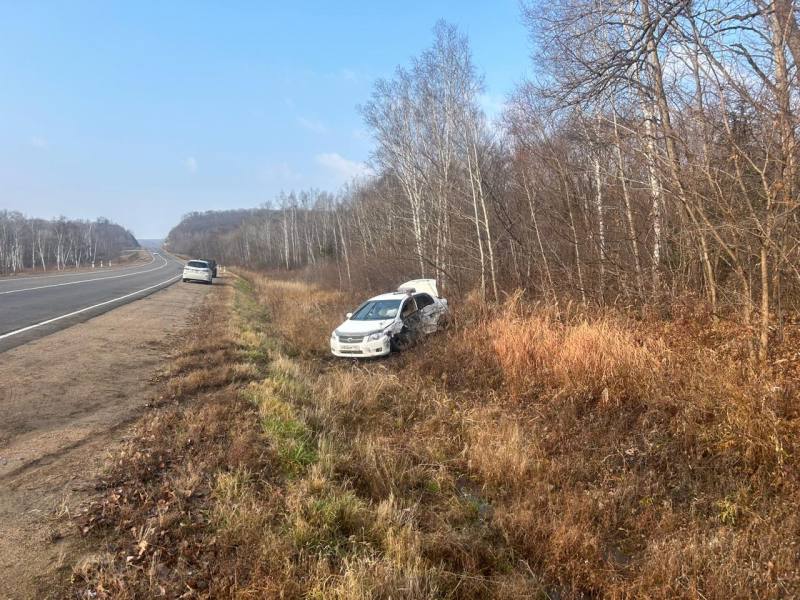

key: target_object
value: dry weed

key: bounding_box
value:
[70,274,800,599]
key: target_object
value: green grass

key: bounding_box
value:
[290,489,371,555]
[233,276,271,331]
[233,276,318,477]
[262,410,317,474]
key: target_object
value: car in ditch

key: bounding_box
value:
[330,279,448,358]
[182,259,213,284]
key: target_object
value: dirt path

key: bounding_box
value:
[0,280,213,599]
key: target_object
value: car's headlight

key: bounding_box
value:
[331,331,337,340]
[367,331,386,341]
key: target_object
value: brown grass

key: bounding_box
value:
[248,274,800,598]
[69,273,800,599]
[69,281,275,598]
[239,269,349,356]
[486,305,665,403]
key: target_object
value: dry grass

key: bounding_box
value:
[238,269,349,356]
[241,273,800,598]
[487,307,665,403]
[69,280,275,598]
[69,273,800,599]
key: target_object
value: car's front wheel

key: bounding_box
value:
[390,329,413,352]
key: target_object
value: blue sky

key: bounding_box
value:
[0,2,531,238]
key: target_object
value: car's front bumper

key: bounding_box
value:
[330,335,390,358]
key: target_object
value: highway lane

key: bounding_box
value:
[0,251,186,352]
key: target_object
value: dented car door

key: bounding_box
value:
[390,297,421,350]
[413,293,440,333]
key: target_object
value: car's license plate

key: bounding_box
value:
[340,344,357,350]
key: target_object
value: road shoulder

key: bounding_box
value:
[0,278,214,598]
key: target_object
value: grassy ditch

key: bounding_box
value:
[70,272,800,599]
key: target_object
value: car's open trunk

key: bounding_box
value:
[398,279,439,298]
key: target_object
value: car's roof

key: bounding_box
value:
[367,291,409,302]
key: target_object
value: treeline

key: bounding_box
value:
[165,209,266,259]
[166,195,344,273]
[0,211,139,274]
[167,3,800,359]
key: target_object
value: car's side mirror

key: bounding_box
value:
[345,312,353,319]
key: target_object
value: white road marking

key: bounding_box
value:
[0,251,157,283]
[0,254,170,296]
[0,274,182,340]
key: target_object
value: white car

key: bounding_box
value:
[330,279,448,358]
[182,259,213,284]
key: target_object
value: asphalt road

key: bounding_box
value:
[0,251,186,352]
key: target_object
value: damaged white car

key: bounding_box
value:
[330,279,449,358]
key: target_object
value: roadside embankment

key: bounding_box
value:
[70,271,800,598]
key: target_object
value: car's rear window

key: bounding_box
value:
[187,261,208,268]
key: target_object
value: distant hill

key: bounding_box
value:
[164,209,270,258]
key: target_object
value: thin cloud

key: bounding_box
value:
[29,136,49,149]
[259,161,302,184]
[316,152,372,183]
[297,116,328,134]
[184,157,198,173]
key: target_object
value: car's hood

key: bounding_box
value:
[335,319,394,336]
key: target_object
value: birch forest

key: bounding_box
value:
[167,3,800,359]
[0,212,139,275]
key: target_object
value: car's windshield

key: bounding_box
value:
[187,261,208,268]
[349,299,401,320]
